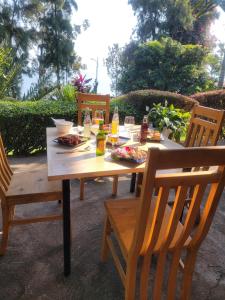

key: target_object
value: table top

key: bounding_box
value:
[47,127,183,181]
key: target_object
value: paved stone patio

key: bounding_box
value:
[0,154,225,299]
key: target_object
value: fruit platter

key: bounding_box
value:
[53,134,88,147]
[111,146,147,163]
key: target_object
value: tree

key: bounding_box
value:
[105,44,122,96]
[128,0,219,46]
[117,37,217,95]
[38,0,85,85]
[0,0,43,97]
[0,47,20,98]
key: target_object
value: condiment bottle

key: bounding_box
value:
[83,108,91,138]
[96,120,106,156]
[111,106,119,135]
[140,115,149,144]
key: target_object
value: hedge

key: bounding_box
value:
[0,100,76,155]
[190,89,225,110]
[112,89,198,124]
[0,89,198,155]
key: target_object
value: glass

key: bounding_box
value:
[92,110,104,125]
[124,116,135,131]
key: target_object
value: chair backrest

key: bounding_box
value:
[130,147,225,258]
[76,92,110,126]
[0,135,13,202]
[185,105,225,147]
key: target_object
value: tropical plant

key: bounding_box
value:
[72,73,92,93]
[0,47,20,99]
[148,102,191,141]
[56,84,76,101]
[0,0,42,97]
[128,0,219,45]
[38,0,87,85]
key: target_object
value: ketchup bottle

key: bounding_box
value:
[140,115,149,144]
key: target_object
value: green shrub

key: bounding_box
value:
[0,100,76,155]
[113,89,198,124]
[0,88,198,155]
[190,89,225,110]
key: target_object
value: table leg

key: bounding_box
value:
[62,179,71,276]
[130,173,136,193]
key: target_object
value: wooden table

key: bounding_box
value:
[46,127,183,276]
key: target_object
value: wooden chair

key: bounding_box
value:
[101,146,225,299]
[76,92,118,200]
[77,92,110,126]
[0,135,62,255]
[135,105,225,197]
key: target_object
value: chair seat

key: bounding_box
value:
[105,198,191,257]
[6,168,62,205]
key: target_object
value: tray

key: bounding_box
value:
[111,146,147,164]
[53,134,88,147]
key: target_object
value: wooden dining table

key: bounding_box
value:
[46,127,183,276]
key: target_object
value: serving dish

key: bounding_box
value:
[53,134,88,147]
[111,146,147,163]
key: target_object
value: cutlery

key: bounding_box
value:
[56,146,90,154]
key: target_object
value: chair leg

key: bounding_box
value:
[80,178,85,201]
[130,173,136,193]
[101,216,111,262]
[180,248,198,300]
[135,173,143,197]
[112,175,118,197]
[0,206,10,255]
[140,254,152,300]
[125,260,138,300]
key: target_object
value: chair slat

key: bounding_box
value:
[77,92,110,126]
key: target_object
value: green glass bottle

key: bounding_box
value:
[96,120,106,156]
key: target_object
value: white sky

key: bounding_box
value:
[74,0,136,95]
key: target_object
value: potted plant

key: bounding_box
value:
[148,102,190,141]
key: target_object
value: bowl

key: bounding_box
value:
[55,121,73,134]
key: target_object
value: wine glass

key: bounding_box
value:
[93,110,104,125]
[124,116,135,131]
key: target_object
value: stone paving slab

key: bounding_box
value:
[0,154,225,299]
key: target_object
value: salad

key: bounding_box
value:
[111,146,147,163]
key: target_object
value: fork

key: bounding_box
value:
[56,146,90,154]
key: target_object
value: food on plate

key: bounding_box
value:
[111,146,147,163]
[148,130,161,141]
[55,134,84,146]
[152,130,161,141]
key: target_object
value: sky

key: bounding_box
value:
[74,0,137,94]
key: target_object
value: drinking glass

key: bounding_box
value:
[93,110,104,125]
[124,116,135,131]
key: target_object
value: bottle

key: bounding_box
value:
[111,106,119,135]
[140,115,149,144]
[83,108,91,138]
[96,120,106,156]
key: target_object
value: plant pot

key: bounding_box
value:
[162,127,172,138]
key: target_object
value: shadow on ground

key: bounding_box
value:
[0,154,225,299]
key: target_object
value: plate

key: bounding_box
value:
[147,134,164,142]
[111,146,147,164]
[106,137,129,148]
[53,134,88,147]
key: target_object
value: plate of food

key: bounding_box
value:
[111,146,147,164]
[53,134,88,147]
[106,135,129,148]
[147,130,164,142]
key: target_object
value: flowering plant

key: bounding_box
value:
[72,73,92,93]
